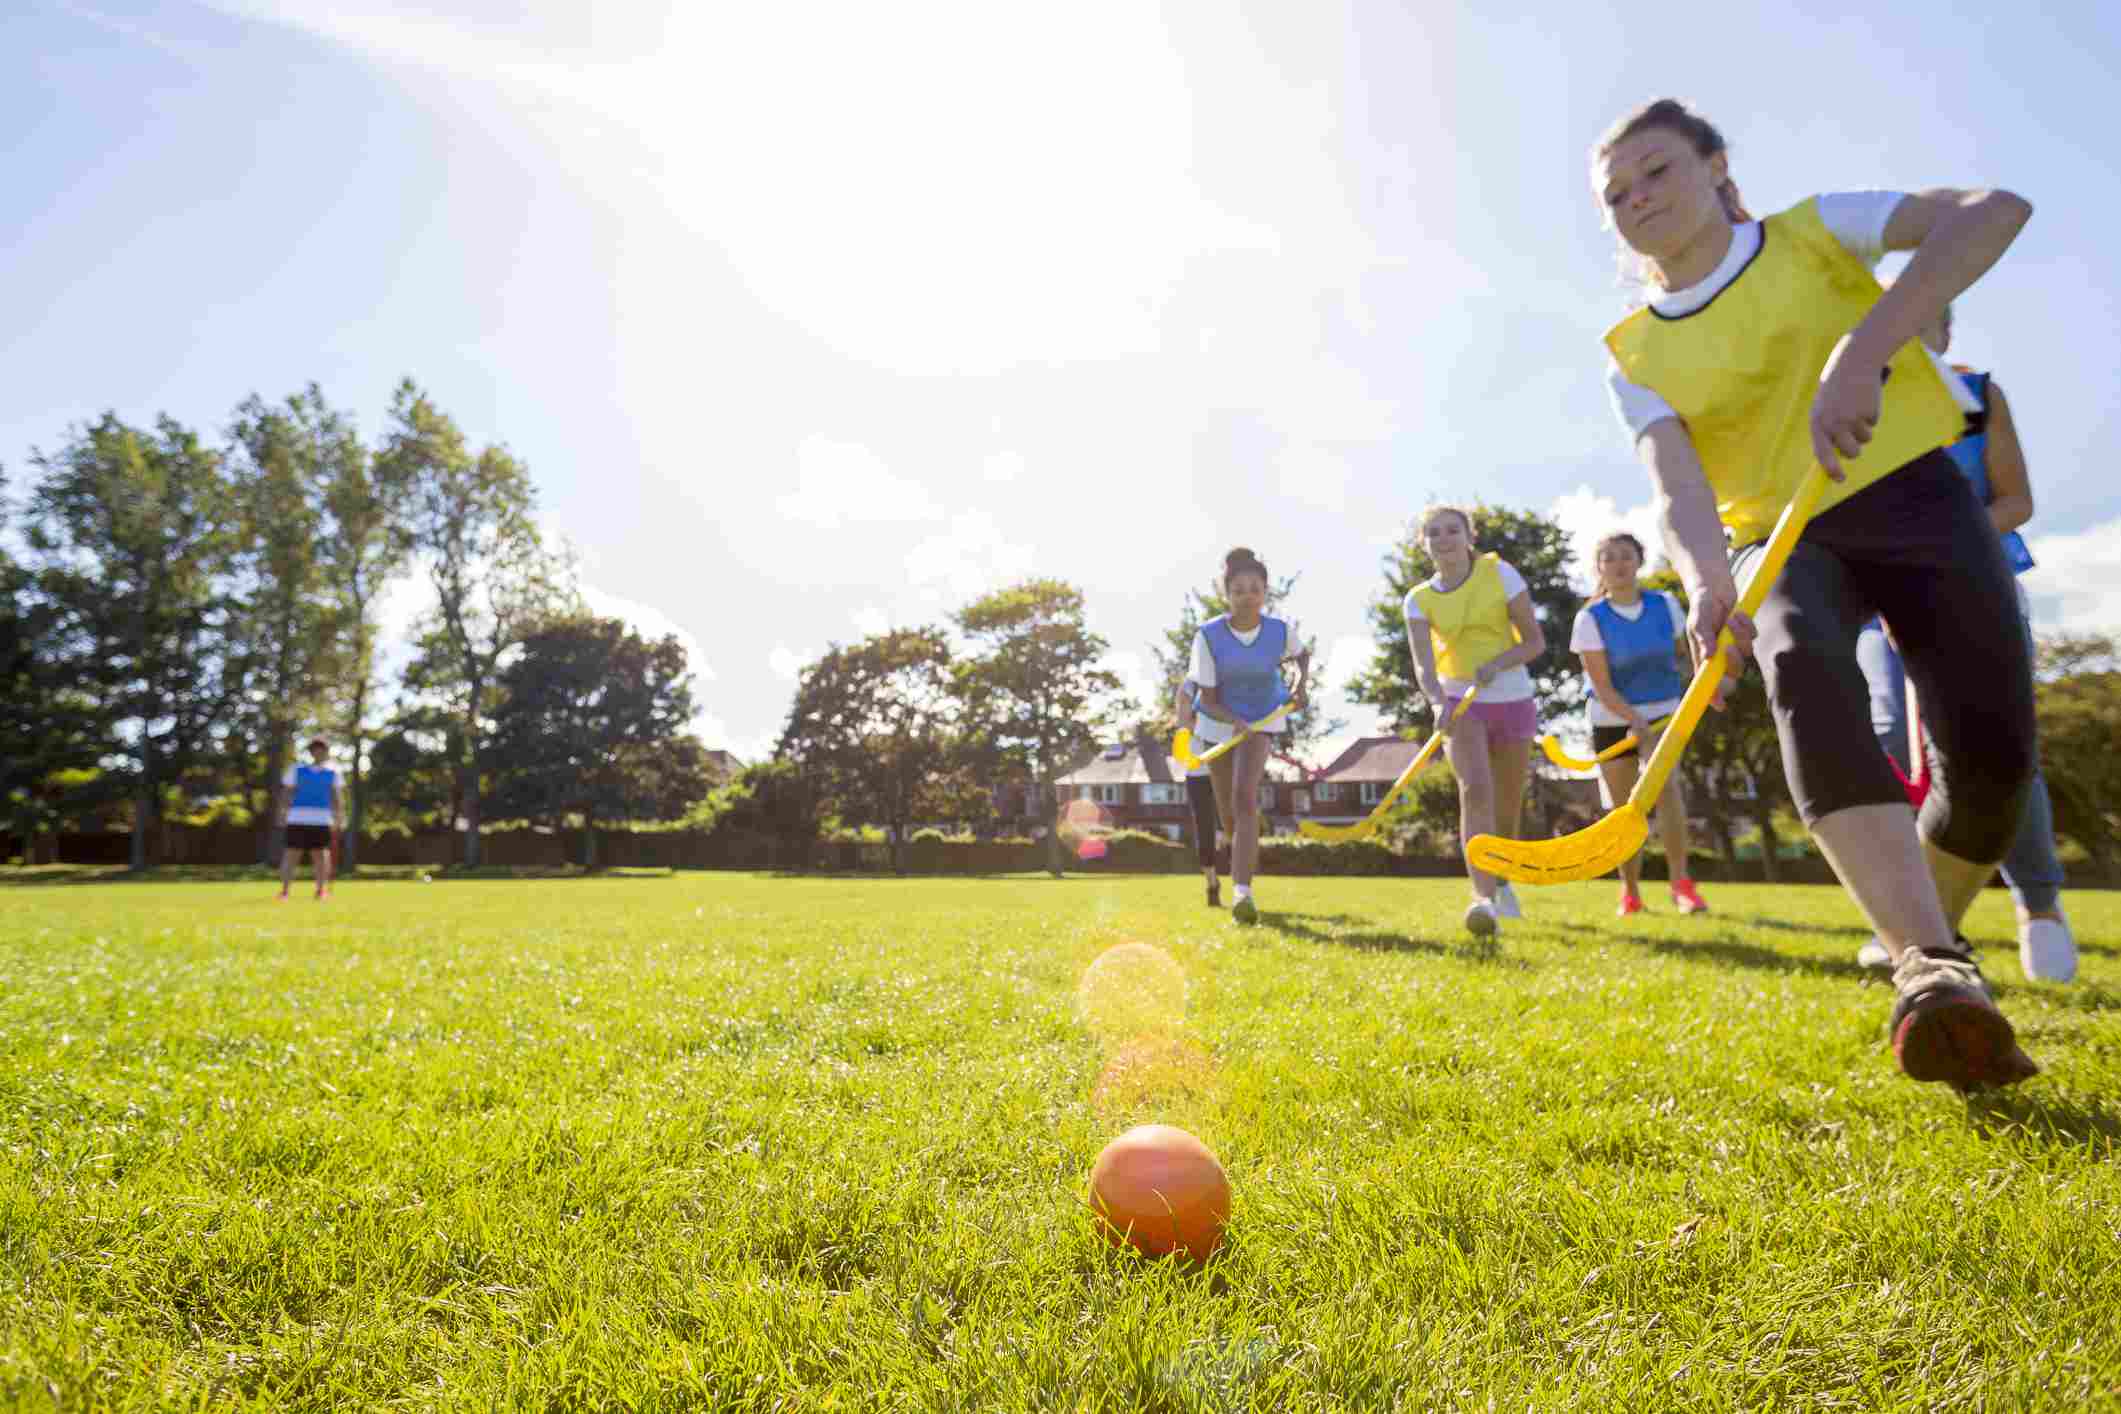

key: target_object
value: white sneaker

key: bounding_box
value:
[1464,898,1499,938]
[1494,882,1523,919]
[2019,916,2077,983]
[1856,937,1892,971]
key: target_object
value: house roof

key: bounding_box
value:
[704,749,745,782]
[1312,735,1430,783]
[1055,737,1182,787]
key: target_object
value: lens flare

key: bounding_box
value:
[1077,942,1186,1044]
[1056,797,1115,862]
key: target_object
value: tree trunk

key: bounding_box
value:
[1042,777,1064,877]
[345,736,363,873]
[462,757,482,868]
[1751,797,1780,884]
[582,818,598,870]
[259,738,289,867]
[130,790,149,871]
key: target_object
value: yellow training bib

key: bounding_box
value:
[1411,553,1518,682]
[1605,198,1962,545]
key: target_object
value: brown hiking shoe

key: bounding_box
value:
[1888,947,2038,1092]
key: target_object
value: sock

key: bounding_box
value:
[1235,884,1252,902]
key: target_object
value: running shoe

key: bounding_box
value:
[1464,898,1499,938]
[1207,880,1221,910]
[1670,878,1709,915]
[1617,890,1644,918]
[1495,882,1523,919]
[1232,894,1258,926]
[1888,947,2038,1092]
[2019,915,2077,984]
[1856,937,1891,971]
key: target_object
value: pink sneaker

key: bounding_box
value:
[1617,890,1644,918]
[1670,879,1709,915]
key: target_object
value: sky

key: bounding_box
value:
[4,0,2117,771]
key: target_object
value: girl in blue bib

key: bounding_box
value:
[1190,546,1310,925]
[1569,531,1707,919]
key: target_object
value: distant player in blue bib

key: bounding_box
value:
[277,736,344,901]
[1189,546,1310,926]
[1568,531,1708,919]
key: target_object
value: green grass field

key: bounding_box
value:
[4,871,2118,1411]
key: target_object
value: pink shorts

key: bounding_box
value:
[1442,695,1538,745]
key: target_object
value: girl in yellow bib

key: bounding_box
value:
[1403,505,1547,938]
[1593,98,2038,1092]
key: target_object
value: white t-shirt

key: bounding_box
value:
[1401,560,1535,703]
[1606,191,1978,442]
[1570,591,1686,727]
[282,763,340,827]
[1190,622,1287,737]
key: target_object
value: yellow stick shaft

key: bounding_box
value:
[1624,467,1830,812]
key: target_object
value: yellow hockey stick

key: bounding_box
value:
[1172,700,1297,772]
[1537,715,1674,772]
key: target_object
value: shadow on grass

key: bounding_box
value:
[1733,912,1874,941]
[1254,910,1499,959]
[1558,922,1875,982]
[1966,1091,2121,1155]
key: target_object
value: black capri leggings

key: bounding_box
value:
[1731,450,2034,864]
[1186,775,1219,868]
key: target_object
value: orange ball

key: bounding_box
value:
[1087,1123,1231,1262]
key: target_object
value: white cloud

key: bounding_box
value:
[2023,517,2121,636]
[1100,648,1163,717]
[903,511,1034,601]
[851,605,891,638]
[767,643,803,679]
[696,707,777,766]
[1549,483,1665,594]
[775,437,941,530]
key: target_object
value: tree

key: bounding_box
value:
[0,473,101,860]
[221,387,346,863]
[954,579,1129,875]
[486,615,709,867]
[382,381,570,867]
[1149,569,1342,761]
[317,385,417,871]
[1346,504,1577,733]
[776,627,986,872]
[25,415,238,869]
[2035,631,2121,879]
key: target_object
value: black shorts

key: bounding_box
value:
[1590,724,1638,760]
[1730,450,2034,863]
[286,824,334,851]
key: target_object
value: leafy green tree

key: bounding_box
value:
[1346,504,1577,733]
[381,381,571,866]
[317,385,418,871]
[776,627,987,872]
[24,415,238,869]
[222,386,348,862]
[954,579,1129,875]
[486,615,709,866]
[2035,631,2120,879]
[0,473,101,860]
